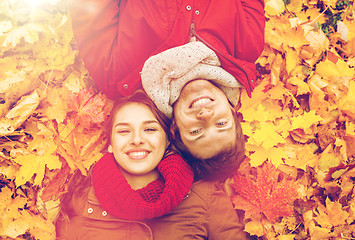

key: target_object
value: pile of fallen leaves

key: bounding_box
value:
[0,0,354,239]
[232,0,355,239]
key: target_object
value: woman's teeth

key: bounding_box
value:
[129,151,148,158]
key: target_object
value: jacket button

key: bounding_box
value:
[186,5,191,11]
[195,10,200,15]
[102,211,108,216]
[123,84,128,89]
[88,208,93,214]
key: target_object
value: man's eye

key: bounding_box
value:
[190,129,201,135]
[217,121,227,126]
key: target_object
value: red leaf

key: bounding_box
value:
[232,162,298,222]
[68,88,107,128]
[41,164,71,202]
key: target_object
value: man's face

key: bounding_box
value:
[173,79,236,159]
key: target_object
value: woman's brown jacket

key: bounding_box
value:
[56,173,247,240]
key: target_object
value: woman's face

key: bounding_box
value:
[108,102,169,180]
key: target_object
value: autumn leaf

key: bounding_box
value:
[289,110,322,130]
[68,88,107,129]
[314,198,350,228]
[0,90,40,135]
[316,58,355,78]
[232,162,299,222]
[2,23,44,48]
[265,0,285,16]
[1,0,355,239]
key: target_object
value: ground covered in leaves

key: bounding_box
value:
[0,0,355,239]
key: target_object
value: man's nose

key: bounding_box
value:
[196,108,213,120]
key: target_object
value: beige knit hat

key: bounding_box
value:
[141,41,241,118]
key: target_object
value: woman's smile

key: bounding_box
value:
[127,149,150,159]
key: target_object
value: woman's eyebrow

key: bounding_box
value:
[114,122,129,127]
[114,120,159,126]
[143,120,160,124]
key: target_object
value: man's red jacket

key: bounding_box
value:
[68,0,265,98]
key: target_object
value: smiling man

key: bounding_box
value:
[141,41,246,180]
[173,79,236,160]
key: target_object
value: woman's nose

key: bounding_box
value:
[196,108,213,120]
[131,132,144,145]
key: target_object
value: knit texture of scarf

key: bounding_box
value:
[92,152,194,220]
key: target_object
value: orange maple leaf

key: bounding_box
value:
[68,88,107,129]
[232,162,299,222]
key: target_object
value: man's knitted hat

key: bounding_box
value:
[141,41,241,118]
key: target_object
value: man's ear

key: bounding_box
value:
[230,105,237,114]
[108,145,113,153]
[170,117,177,140]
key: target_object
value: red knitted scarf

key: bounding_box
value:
[92,153,194,220]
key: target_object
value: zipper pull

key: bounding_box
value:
[190,21,196,38]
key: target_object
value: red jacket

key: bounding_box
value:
[68,0,265,98]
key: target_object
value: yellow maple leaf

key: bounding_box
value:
[287,76,310,96]
[285,47,299,74]
[297,7,327,25]
[318,153,340,173]
[286,0,303,13]
[2,23,44,48]
[248,144,288,167]
[283,142,319,170]
[3,90,40,133]
[314,198,350,228]
[265,0,285,16]
[323,0,338,8]
[316,59,355,77]
[12,149,61,186]
[346,120,355,136]
[244,220,265,237]
[339,80,355,118]
[303,25,329,61]
[0,187,28,238]
[0,20,12,35]
[40,88,69,123]
[240,80,270,112]
[242,104,269,123]
[0,69,39,119]
[249,122,286,149]
[290,110,322,130]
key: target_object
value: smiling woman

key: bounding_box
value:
[107,102,169,189]
[56,91,194,239]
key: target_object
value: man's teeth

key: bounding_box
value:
[192,98,212,108]
[129,152,147,158]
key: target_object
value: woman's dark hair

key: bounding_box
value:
[170,109,245,181]
[105,91,170,145]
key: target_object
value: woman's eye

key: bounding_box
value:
[190,129,201,135]
[117,129,130,134]
[145,128,157,132]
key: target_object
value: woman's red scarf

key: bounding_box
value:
[92,152,194,220]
